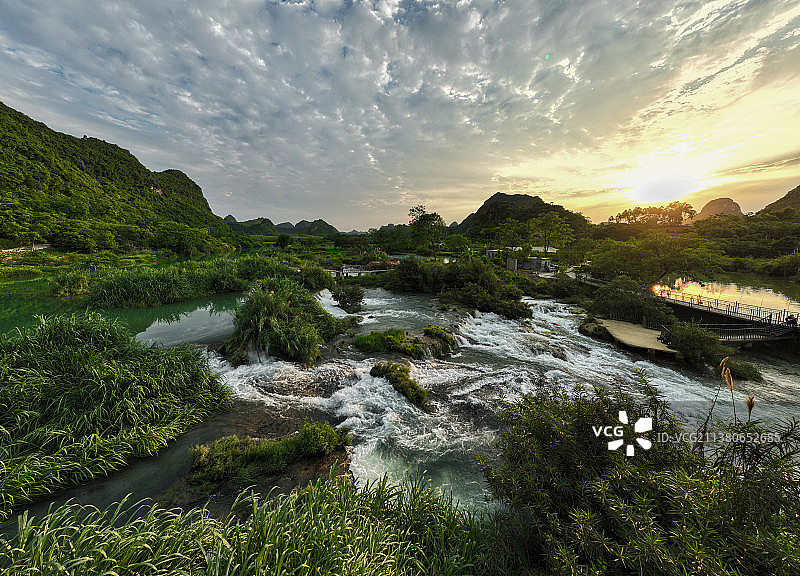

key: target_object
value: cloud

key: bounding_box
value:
[0,0,798,228]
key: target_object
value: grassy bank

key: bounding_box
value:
[0,313,231,519]
[48,255,336,309]
[1,475,488,575]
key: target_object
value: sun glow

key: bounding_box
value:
[628,174,703,203]
[618,157,712,205]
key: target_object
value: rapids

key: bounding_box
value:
[205,289,800,505]
[6,286,798,524]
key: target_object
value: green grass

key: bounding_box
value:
[423,324,457,350]
[88,260,248,308]
[354,329,426,359]
[222,276,353,365]
[0,265,45,280]
[0,312,231,519]
[189,422,349,493]
[49,254,335,309]
[370,361,434,413]
[0,475,489,575]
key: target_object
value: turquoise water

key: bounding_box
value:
[2,281,799,521]
[0,286,241,344]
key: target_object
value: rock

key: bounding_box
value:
[689,198,743,222]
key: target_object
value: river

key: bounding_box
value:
[5,286,800,525]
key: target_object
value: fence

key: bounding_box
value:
[660,322,795,343]
[655,289,794,324]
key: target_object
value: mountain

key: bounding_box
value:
[454,192,590,237]
[0,100,233,254]
[761,184,800,213]
[270,219,338,236]
[690,198,744,222]
[225,216,276,234]
[226,217,338,236]
[294,219,338,236]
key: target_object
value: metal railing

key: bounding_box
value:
[575,275,798,326]
[660,322,795,343]
[655,289,794,324]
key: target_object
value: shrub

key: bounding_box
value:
[332,283,365,313]
[726,356,763,382]
[591,275,677,325]
[388,255,443,293]
[442,281,532,319]
[277,233,291,249]
[423,324,457,350]
[297,261,335,291]
[481,380,800,575]
[370,361,434,413]
[234,254,294,280]
[389,256,532,320]
[661,321,725,367]
[222,277,350,365]
[661,322,761,380]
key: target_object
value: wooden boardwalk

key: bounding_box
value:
[575,275,798,343]
[599,319,683,360]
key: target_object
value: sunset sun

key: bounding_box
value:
[628,173,703,204]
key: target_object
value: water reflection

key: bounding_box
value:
[104,293,241,346]
[677,280,800,314]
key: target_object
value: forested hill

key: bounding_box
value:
[761,184,800,213]
[454,192,590,238]
[0,101,235,254]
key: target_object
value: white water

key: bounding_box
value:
[193,289,800,506]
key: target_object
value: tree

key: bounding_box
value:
[495,218,528,249]
[612,202,696,226]
[408,205,445,254]
[664,201,696,224]
[588,232,725,284]
[332,283,365,313]
[444,234,471,257]
[530,212,573,254]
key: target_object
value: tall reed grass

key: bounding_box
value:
[0,313,231,519]
[88,259,247,308]
[222,277,352,365]
[58,254,335,308]
[1,475,490,575]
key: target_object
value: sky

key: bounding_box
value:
[1,0,799,230]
